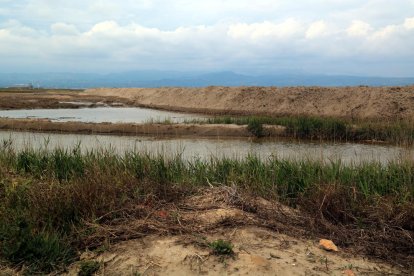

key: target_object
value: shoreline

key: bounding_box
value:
[1,118,411,145]
[0,118,270,138]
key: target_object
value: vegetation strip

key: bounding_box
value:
[186,115,414,144]
[1,114,414,144]
[0,142,413,273]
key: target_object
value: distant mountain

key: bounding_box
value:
[0,71,413,88]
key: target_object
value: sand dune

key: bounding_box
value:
[87,86,414,119]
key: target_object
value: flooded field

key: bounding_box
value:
[0,107,206,123]
[1,130,412,164]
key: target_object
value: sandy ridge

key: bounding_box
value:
[86,86,414,119]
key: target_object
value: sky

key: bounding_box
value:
[0,0,414,76]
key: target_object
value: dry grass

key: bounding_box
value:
[0,145,413,273]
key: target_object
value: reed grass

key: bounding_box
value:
[0,142,413,273]
[185,115,414,144]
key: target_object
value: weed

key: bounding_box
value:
[0,219,74,273]
[209,239,234,255]
[78,260,100,276]
[247,119,264,137]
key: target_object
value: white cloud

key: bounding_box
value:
[228,19,303,42]
[404,17,414,29]
[306,20,330,39]
[370,25,398,40]
[347,20,372,37]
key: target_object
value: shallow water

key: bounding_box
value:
[0,107,206,123]
[0,131,412,164]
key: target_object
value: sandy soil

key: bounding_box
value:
[60,188,402,276]
[86,86,414,120]
[65,227,399,276]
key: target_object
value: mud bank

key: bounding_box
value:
[0,118,286,138]
[86,86,414,120]
[0,89,131,110]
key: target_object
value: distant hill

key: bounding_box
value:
[0,71,413,89]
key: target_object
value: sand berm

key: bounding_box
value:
[86,86,414,119]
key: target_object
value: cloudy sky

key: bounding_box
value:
[1,0,414,76]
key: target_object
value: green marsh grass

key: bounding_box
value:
[0,142,413,273]
[185,115,414,144]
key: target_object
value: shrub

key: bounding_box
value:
[247,119,264,137]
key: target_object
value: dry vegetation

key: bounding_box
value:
[0,142,413,274]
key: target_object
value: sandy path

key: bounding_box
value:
[86,86,414,120]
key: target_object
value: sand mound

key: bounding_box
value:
[63,187,399,276]
[65,227,398,276]
[86,86,414,119]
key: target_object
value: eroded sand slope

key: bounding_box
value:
[86,86,414,119]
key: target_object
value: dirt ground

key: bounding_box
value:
[60,188,403,276]
[86,86,414,120]
[65,227,399,276]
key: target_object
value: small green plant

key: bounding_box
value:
[247,119,264,138]
[209,239,234,255]
[78,260,100,276]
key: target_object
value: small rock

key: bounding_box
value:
[319,239,339,252]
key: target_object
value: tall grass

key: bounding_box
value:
[185,115,414,144]
[0,143,413,272]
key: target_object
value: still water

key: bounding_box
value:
[0,107,206,123]
[0,131,412,164]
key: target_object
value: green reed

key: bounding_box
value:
[185,115,414,144]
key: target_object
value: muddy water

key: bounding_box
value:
[0,107,206,123]
[0,131,412,164]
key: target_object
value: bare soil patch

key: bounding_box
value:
[65,228,399,276]
[60,187,404,276]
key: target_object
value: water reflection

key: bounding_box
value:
[0,107,206,123]
[0,131,412,165]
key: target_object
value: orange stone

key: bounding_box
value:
[319,239,339,252]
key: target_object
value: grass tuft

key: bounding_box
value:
[78,260,100,276]
[209,239,234,255]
